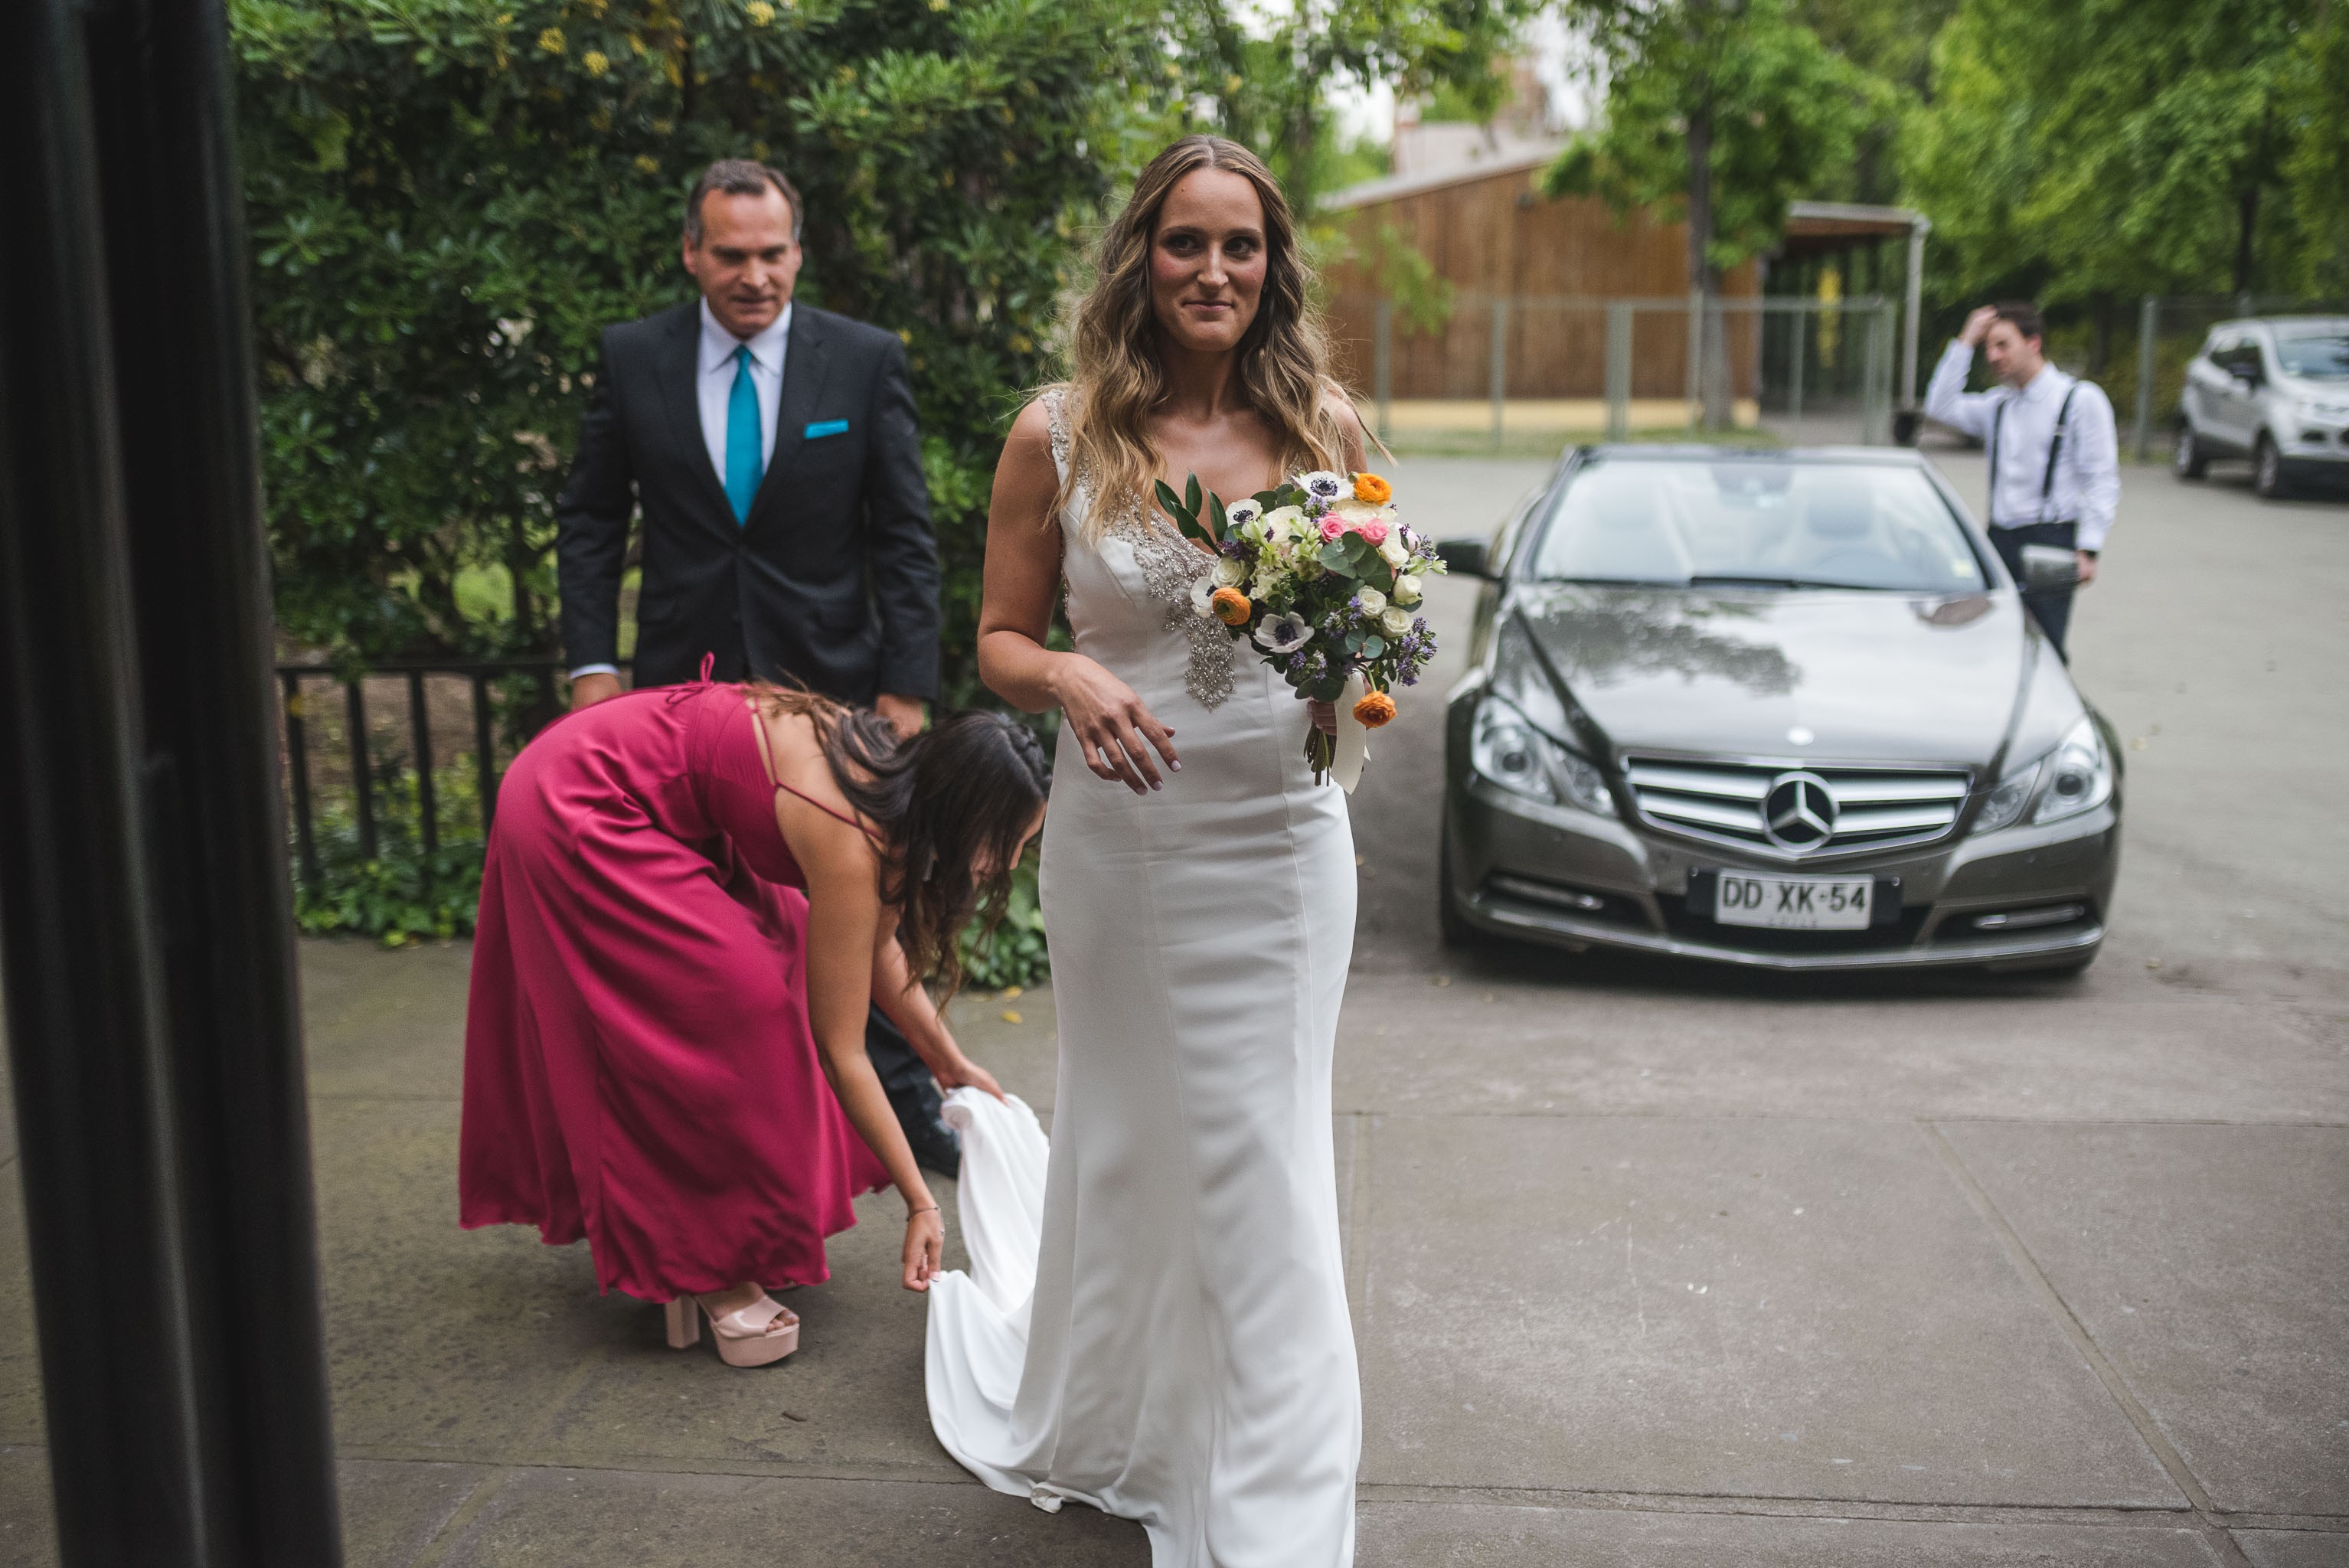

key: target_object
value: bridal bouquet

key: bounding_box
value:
[1157,468,1443,784]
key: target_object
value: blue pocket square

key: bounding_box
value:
[803,419,849,439]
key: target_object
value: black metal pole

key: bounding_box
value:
[4,0,348,1561]
[407,670,439,856]
[284,671,321,889]
[0,2,211,1560]
[472,671,500,835]
[346,678,377,861]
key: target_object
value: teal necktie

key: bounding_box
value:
[724,345,763,524]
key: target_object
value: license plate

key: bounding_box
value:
[1711,871,1873,929]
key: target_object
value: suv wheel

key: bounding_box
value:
[2173,423,2208,479]
[2254,434,2290,499]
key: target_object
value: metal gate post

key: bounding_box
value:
[1789,302,1807,432]
[1605,302,1632,442]
[2134,296,2159,461]
[1488,297,1508,451]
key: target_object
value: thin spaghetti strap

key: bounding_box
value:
[747,697,883,840]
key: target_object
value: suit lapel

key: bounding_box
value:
[655,304,740,540]
[747,307,831,533]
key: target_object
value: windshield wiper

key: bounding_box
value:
[1684,574,1853,590]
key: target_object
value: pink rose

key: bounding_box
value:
[1354,520,1389,547]
[1318,518,1348,543]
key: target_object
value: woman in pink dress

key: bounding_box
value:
[460,671,1046,1366]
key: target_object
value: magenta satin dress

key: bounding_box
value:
[459,678,890,1301]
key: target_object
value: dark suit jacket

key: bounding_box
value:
[556,301,941,700]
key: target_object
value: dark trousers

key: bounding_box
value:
[865,1004,944,1129]
[1991,521,2079,657]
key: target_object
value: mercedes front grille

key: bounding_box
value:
[1623,757,1972,858]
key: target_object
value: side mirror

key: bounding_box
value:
[1436,537,1491,579]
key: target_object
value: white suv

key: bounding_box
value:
[2174,317,2349,498]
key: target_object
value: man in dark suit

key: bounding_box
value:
[554,158,959,1173]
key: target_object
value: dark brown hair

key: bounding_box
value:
[756,688,1048,999]
[1991,301,2045,343]
[685,158,804,246]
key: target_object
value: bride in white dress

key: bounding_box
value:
[924,135,1366,1566]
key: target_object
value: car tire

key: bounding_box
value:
[2253,433,2291,499]
[1438,831,1474,948]
[2173,423,2209,479]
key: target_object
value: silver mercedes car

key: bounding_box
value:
[1438,446,2122,974]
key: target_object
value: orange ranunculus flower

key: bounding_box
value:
[1210,586,1252,626]
[1351,472,1392,504]
[1352,688,1397,728]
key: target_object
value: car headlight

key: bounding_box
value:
[1972,716,2113,833]
[2032,716,2114,823]
[1471,697,1612,813]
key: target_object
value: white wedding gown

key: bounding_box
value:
[925,394,1360,1566]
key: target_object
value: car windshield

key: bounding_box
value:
[1528,459,1988,593]
[2273,332,2349,380]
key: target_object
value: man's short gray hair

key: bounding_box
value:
[684,159,803,247]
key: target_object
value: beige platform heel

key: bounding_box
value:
[665,1292,800,1367]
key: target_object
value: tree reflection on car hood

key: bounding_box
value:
[1507,583,2029,767]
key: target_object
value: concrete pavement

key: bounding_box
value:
[1,448,2343,1564]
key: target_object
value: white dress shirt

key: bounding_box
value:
[1924,340,2120,551]
[570,299,794,680]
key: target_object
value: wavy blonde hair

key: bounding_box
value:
[1052,136,1349,535]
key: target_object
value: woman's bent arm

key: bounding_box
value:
[870,934,1004,1102]
[789,800,944,1292]
[978,400,1181,795]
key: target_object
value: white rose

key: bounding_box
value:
[1212,556,1247,586]
[1377,532,1409,567]
[1335,498,1382,525]
[1393,573,1423,606]
[1380,606,1414,637]
[1263,505,1305,541]
[1190,572,1217,618]
[1354,586,1387,615]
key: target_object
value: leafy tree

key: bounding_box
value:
[234,0,1171,703]
[1544,0,1897,425]
[1900,0,2331,309]
[1174,0,1547,211]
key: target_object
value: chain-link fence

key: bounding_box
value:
[1331,292,1901,451]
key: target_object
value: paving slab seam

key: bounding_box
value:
[400,1467,515,1568]
[1921,1121,2256,1568]
[1355,1483,2207,1527]
[335,1448,982,1486]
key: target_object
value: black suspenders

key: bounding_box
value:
[1988,382,2081,526]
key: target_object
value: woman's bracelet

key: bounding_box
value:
[909,1204,939,1218]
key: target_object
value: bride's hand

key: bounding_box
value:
[1300,693,1338,736]
[1052,654,1180,794]
[903,1204,944,1292]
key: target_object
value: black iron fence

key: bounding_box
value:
[276,657,608,887]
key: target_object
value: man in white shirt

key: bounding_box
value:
[1923,301,2119,657]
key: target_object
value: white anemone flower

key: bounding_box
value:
[1300,471,1344,502]
[1224,498,1264,530]
[1393,573,1423,606]
[1190,571,1218,618]
[1212,556,1248,587]
[1254,611,1312,654]
[1380,606,1413,636]
[1354,586,1387,615]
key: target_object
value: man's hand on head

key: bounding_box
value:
[570,671,625,711]
[876,692,926,740]
[1959,305,2000,348]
